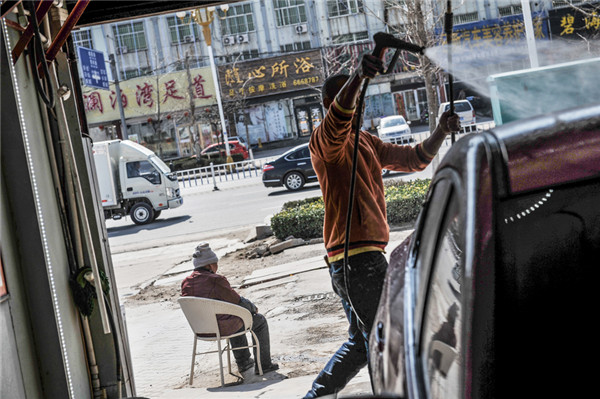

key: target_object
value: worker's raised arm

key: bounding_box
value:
[333,54,384,111]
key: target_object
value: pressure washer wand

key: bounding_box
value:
[445,1,456,144]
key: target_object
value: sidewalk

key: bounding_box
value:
[113,227,412,398]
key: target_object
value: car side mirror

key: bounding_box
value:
[407,121,411,125]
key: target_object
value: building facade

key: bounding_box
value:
[72,0,599,159]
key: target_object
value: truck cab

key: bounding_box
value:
[93,140,183,224]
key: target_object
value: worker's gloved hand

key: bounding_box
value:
[357,54,384,79]
[438,110,461,134]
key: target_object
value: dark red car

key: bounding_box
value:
[200,141,249,160]
[367,104,600,398]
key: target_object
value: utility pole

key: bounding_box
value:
[108,53,128,138]
[521,0,539,68]
[193,6,232,163]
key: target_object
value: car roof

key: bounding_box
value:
[279,143,309,158]
[380,115,405,121]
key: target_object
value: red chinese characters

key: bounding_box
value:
[136,83,155,108]
[162,79,184,103]
[109,90,128,110]
[192,75,212,99]
[84,92,103,113]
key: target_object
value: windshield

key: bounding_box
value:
[381,117,406,128]
[444,102,472,113]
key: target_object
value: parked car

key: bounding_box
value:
[377,115,413,144]
[436,99,476,127]
[261,143,318,191]
[200,141,249,160]
[368,103,600,399]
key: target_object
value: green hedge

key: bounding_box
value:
[270,197,325,240]
[271,179,431,240]
[385,179,430,225]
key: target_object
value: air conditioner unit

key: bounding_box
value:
[237,33,249,43]
[117,46,128,54]
[184,35,194,43]
[295,24,308,34]
[223,35,237,46]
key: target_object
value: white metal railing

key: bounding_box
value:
[406,120,496,146]
[176,121,496,188]
[175,158,276,188]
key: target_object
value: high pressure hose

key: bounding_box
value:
[342,33,424,328]
[445,1,456,143]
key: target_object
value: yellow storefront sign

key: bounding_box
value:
[82,67,217,124]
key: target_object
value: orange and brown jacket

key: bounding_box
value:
[309,100,433,261]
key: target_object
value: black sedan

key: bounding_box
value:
[367,104,600,399]
[261,143,318,191]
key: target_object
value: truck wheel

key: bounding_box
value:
[284,172,305,191]
[153,210,162,220]
[130,202,154,225]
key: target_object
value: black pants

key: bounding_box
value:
[303,251,388,398]
[229,313,274,369]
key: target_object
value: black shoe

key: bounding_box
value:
[255,362,279,375]
[238,359,254,373]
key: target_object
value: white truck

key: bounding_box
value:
[92,140,183,225]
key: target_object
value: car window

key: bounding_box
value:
[286,147,310,160]
[419,191,463,399]
[444,102,471,113]
[382,117,405,128]
[126,160,160,184]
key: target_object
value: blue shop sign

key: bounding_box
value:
[436,11,548,45]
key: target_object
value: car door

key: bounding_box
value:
[286,146,316,182]
[404,171,465,399]
[122,159,161,201]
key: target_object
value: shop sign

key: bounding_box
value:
[435,12,549,63]
[218,50,324,100]
[548,4,600,39]
[82,67,217,124]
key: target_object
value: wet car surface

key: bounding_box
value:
[368,104,600,399]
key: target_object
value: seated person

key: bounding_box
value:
[181,242,279,375]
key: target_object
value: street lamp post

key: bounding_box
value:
[193,6,232,163]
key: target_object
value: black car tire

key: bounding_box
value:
[284,171,305,191]
[130,202,154,225]
[153,210,162,220]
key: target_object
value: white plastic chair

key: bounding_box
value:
[178,297,263,387]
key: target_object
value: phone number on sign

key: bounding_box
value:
[293,76,320,86]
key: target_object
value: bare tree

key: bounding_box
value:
[377,0,450,131]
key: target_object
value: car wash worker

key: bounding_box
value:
[304,53,460,398]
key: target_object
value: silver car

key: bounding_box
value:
[377,115,413,144]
